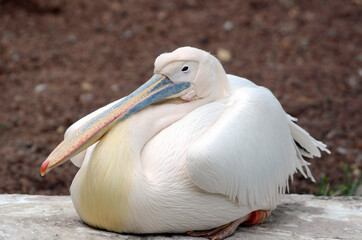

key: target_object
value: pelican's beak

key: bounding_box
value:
[40,74,190,175]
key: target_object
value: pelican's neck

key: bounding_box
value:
[214,59,231,99]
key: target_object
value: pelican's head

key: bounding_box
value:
[154,47,230,101]
[40,46,229,175]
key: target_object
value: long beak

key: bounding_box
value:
[40,74,190,175]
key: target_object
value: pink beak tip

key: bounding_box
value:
[40,159,50,176]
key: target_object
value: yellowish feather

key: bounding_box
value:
[73,121,135,232]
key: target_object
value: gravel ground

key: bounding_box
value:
[0,0,361,195]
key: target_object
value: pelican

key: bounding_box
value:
[41,47,329,240]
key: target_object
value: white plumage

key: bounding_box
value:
[42,47,329,238]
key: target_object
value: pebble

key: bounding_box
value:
[325,28,337,38]
[157,11,167,21]
[12,53,19,62]
[80,93,94,103]
[14,95,24,102]
[223,21,233,31]
[336,147,349,155]
[56,126,65,135]
[288,7,300,18]
[110,84,120,92]
[281,37,291,48]
[348,75,357,89]
[326,129,339,139]
[34,84,48,94]
[81,82,93,91]
[217,48,232,62]
[67,34,77,43]
[122,30,133,40]
[358,68,362,77]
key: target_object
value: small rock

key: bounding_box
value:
[223,21,233,31]
[358,68,362,77]
[279,23,296,35]
[110,84,120,92]
[304,11,315,21]
[80,93,94,103]
[348,75,358,89]
[81,82,93,91]
[34,84,48,94]
[56,125,65,135]
[281,37,291,48]
[12,53,19,62]
[325,28,337,38]
[67,34,77,43]
[352,167,360,177]
[14,95,24,102]
[122,30,133,40]
[336,147,349,155]
[217,48,232,62]
[288,7,300,18]
[157,11,167,21]
[326,129,339,139]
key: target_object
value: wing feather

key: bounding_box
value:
[287,114,330,158]
[186,86,326,208]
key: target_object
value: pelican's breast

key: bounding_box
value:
[70,120,136,233]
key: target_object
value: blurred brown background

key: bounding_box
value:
[0,0,361,195]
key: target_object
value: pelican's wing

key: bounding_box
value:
[64,98,124,167]
[226,74,256,88]
[186,86,328,208]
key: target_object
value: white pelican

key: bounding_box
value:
[41,47,329,240]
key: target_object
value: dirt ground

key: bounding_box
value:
[0,0,361,195]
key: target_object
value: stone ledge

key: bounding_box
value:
[0,194,361,240]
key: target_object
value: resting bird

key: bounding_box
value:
[41,47,329,240]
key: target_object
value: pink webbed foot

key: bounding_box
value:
[187,210,272,240]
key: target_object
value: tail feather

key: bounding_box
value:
[287,114,330,158]
[286,114,330,183]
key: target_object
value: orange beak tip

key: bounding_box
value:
[40,160,50,176]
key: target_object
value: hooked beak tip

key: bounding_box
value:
[40,160,50,176]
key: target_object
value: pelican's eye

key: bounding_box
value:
[181,65,190,73]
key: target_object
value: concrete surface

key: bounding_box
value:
[0,194,361,240]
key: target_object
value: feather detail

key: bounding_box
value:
[288,114,330,158]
